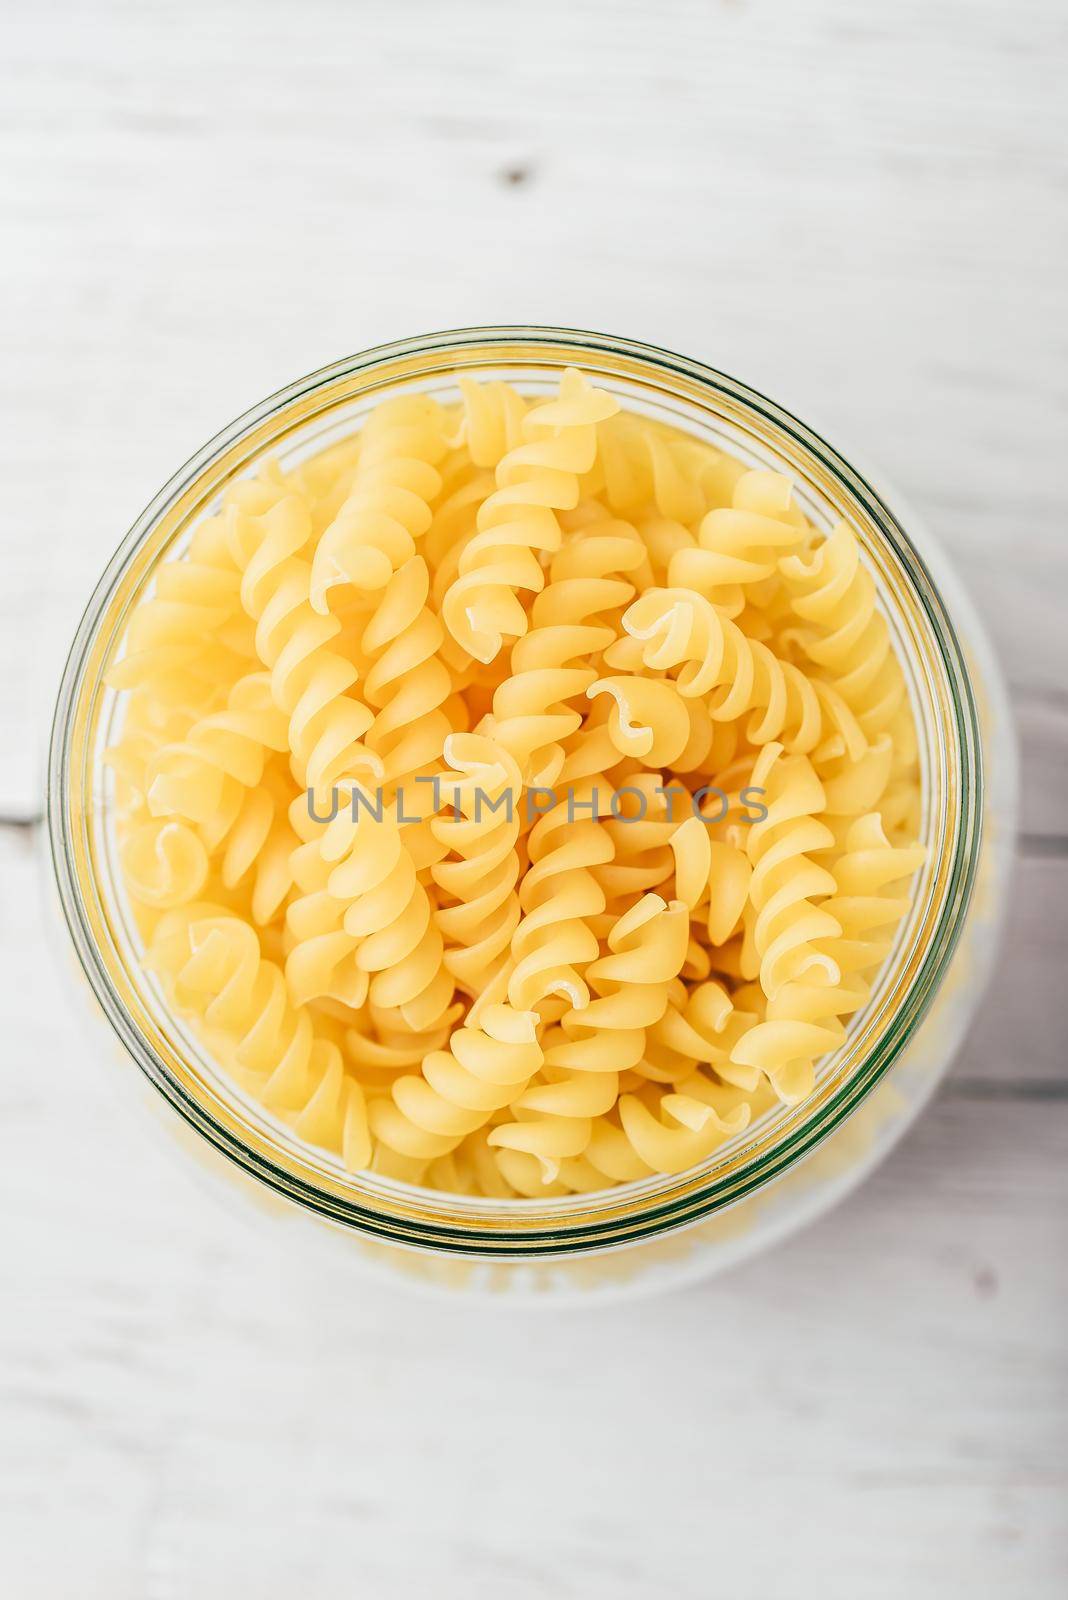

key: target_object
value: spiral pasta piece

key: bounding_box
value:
[669,814,753,947]
[426,457,496,613]
[729,973,868,1105]
[483,515,646,785]
[633,514,699,589]
[507,778,614,1014]
[670,469,810,596]
[591,774,680,932]
[148,904,371,1169]
[614,1075,753,1176]
[643,978,763,1094]
[106,484,267,706]
[361,555,453,786]
[282,822,367,1012]
[314,796,454,1033]
[781,519,907,739]
[815,812,926,978]
[144,671,290,828]
[369,1003,543,1162]
[310,394,448,611]
[713,745,862,1104]
[492,893,689,1185]
[449,377,529,468]
[431,732,523,995]
[585,674,694,766]
[344,1005,457,1077]
[202,762,302,927]
[442,368,619,663]
[118,818,209,909]
[617,586,824,754]
[743,742,842,999]
[237,493,382,798]
[590,412,741,525]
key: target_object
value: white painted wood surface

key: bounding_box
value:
[2,2,1065,1595]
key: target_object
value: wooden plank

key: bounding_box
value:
[949,855,1067,1089]
[1016,693,1068,844]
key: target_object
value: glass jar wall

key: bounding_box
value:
[47,328,1015,1298]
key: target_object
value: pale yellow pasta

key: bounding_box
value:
[482,513,646,786]
[237,493,382,799]
[369,1002,543,1164]
[361,554,453,787]
[506,781,612,1015]
[613,585,826,753]
[671,468,809,596]
[431,731,523,995]
[110,367,925,1196]
[119,818,209,909]
[492,893,690,1188]
[310,393,449,609]
[450,376,529,469]
[105,489,257,708]
[780,519,907,739]
[441,369,619,663]
[143,670,289,828]
[147,902,372,1171]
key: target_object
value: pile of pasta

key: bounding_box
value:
[107,368,925,1197]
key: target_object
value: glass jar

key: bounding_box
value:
[47,327,1016,1301]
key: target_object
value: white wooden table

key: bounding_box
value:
[3,3,1065,1595]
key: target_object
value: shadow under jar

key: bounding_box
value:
[48,327,1015,1300]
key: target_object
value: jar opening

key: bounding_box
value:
[48,327,983,1256]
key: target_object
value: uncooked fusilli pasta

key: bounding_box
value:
[108,368,925,1197]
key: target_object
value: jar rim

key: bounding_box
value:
[47,325,984,1256]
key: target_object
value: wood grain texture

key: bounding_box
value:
[1,1,1066,1596]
